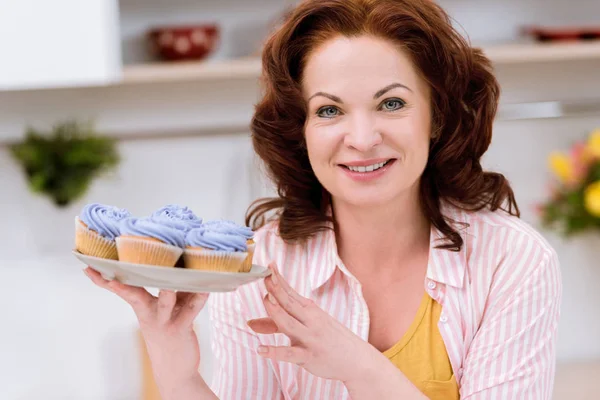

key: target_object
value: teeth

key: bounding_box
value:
[347,161,388,173]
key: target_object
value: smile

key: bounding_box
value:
[344,160,391,173]
[338,159,396,182]
[341,159,393,173]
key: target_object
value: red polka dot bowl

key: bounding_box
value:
[148,24,220,61]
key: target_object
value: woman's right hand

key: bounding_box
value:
[83,266,211,398]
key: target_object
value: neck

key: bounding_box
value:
[332,186,430,275]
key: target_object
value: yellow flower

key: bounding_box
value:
[587,129,600,158]
[584,180,600,217]
[548,152,573,184]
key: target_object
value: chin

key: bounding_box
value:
[334,187,403,208]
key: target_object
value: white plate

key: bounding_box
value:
[73,251,270,293]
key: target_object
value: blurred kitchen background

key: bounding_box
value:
[1,0,600,399]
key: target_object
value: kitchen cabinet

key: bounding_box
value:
[0,0,121,91]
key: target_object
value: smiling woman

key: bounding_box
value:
[83,1,562,399]
[246,1,515,253]
[233,0,559,399]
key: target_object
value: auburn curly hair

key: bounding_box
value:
[246,0,519,251]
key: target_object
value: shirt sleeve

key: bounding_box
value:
[460,241,562,399]
[208,225,284,399]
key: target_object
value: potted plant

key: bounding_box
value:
[10,120,120,207]
[538,128,600,235]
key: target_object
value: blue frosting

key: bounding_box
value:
[150,204,203,232]
[186,228,248,252]
[79,203,131,240]
[202,220,254,240]
[120,217,186,248]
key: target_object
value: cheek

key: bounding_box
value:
[304,126,338,168]
[405,109,431,152]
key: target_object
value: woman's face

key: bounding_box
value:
[302,35,432,208]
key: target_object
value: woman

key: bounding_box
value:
[85,0,562,398]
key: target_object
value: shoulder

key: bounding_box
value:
[462,207,561,292]
[253,220,299,259]
[252,220,316,274]
[251,220,336,294]
[466,207,557,260]
[253,220,282,245]
[253,220,332,258]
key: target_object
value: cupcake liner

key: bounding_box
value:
[116,236,183,267]
[183,247,248,272]
[240,241,255,273]
[75,217,118,260]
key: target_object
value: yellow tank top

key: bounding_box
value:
[383,292,460,400]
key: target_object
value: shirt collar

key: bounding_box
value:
[309,202,469,292]
[427,203,468,288]
[308,224,339,291]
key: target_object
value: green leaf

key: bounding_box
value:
[9,120,120,207]
[587,162,600,184]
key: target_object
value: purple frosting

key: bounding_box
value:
[120,217,186,248]
[79,203,131,240]
[186,227,247,252]
[150,204,203,232]
[202,220,254,240]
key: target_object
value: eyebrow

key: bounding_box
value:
[307,82,412,104]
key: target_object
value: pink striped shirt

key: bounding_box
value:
[208,204,562,399]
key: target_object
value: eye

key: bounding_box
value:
[316,106,341,118]
[380,98,405,112]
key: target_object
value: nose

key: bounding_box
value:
[343,114,383,152]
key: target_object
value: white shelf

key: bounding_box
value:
[484,40,600,64]
[119,41,600,85]
[121,57,262,85]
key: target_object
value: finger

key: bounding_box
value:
[247,318,279,334]
[84,267,155,317]
[265,263,314,324]
[84,266,113,289]
[167,292,199,318]
[174,292,210,327]
[257,345,308,366]
[268,263,312,307]
[156,290,177,323]
[263,293,308,339]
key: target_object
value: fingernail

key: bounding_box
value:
[270,271,278,285]
[268,293,277,305]
[83,269,89,277]
[257,345,268,354]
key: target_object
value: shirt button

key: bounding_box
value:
[440,314,448,323]
[427,281,437,290]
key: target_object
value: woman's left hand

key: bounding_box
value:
[247,262,379,384]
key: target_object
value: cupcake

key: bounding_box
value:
[202,220,255,272]
[116,217,185,267]
[183,227,248,272]
[75,203,131,260]
[150,204,203,232]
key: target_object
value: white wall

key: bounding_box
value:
[1,0,600,398]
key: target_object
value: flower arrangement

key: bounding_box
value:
[538,128,600,235]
